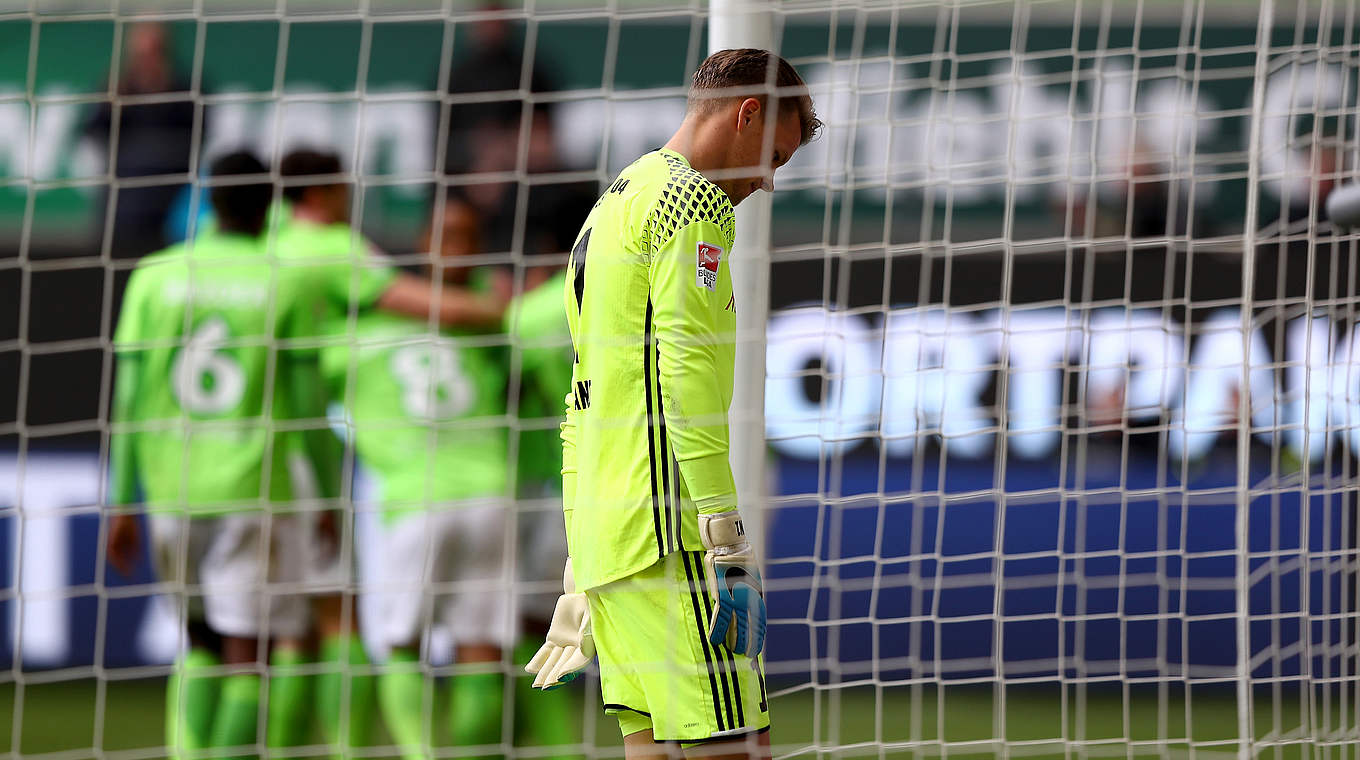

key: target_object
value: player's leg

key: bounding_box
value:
[266,514,317,752]
[444,503,514,760]
[165,623,223,760]
[210,633,266,758]
[150,516,223,760]
[315,593,376,758]
[200,512,313,758]
[514,499,581,759]
[449,642,504,760]
[627,728,774,760]
[375,512,438,760]
[267,635,314,751]
[302,495,376,760]
[681,729,771,760]
[623,729,681,760]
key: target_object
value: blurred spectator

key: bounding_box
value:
[442,3,557,177]
[1295,137,1344,226]
[84,22,196,259]
[1090,140,1207,240]
[438,4,596,278]
[473,109,596,260]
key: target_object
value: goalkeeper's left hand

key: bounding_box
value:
[699,510,766,658]
[526,558,594,690]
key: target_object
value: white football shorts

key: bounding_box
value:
[149,512,310,640]
[370,499,515,650]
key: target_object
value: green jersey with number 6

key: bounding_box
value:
[321,310,508,523]
[111,231,321,514]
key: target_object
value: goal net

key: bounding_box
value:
[1,1,1358,759]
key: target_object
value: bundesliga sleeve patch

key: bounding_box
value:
[696,242,723,291]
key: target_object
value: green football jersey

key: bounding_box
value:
[272,218,398,334]
[320,310,508,524]
[111,231,320,514]
[272,217,399,499]
[562,148,738,591]
[506,270,574,491]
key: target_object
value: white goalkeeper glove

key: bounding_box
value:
[699,510,766,658]
[526,557,594,690]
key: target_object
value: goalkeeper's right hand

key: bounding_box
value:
[526,558,594,690]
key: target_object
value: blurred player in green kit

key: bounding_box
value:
[506,251,591,759]
[269,149,513,758]
[317,190,513,760]
[106,151,338,760]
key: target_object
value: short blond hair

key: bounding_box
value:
[688,48,821,145]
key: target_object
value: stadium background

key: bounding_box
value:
[0,4,1357,757]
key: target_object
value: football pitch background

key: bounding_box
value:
[0,678,1302,759]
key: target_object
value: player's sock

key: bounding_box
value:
[166,647,221,760]
[267,647,313,751]
[378,648,427,760]
[449,668,503,760]
[318,633,376,757]
[210,673,262,760]
[512,638,581,760]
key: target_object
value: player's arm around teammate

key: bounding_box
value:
[528,49,819,760]
[277,149,510,332]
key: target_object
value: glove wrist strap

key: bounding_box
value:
[699,510,747,550]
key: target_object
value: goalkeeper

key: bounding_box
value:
[527,49,819,757]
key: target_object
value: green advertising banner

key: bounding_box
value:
[0,11,1352,252]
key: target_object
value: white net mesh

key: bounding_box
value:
[1,1,1359,759]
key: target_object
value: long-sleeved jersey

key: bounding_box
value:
[563,148,738,591]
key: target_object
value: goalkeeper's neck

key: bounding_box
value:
[663,112,729,183]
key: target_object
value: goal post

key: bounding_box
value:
[709,0,775,557]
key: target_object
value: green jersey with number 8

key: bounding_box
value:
[111,231,320,514]
[320,311,508,523]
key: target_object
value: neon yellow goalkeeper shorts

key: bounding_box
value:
[586,550,770,743]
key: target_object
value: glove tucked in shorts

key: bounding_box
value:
[587,549,769,743]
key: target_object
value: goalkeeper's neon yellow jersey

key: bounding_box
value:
[563,148,738,591]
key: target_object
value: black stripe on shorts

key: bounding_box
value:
[693,553,745,728]
[680,550,727,732]
[685,551,739,734]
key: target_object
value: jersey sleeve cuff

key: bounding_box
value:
[678,452,737,513]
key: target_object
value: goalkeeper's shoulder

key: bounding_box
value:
[638,155,735,252]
